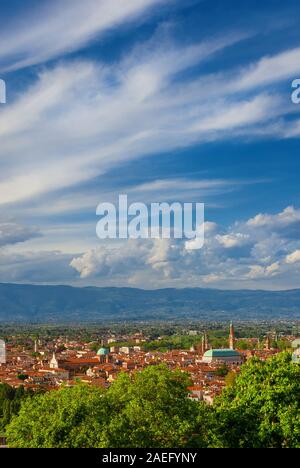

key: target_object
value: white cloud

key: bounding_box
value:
[0,32,298,212]
[0,206,296,288]
[0,0,170,72]
[191,94,281,133]
[0,34,249,206]
[0,250,75,283]
[216,232,250,248]
[235,47,300,91]
[68,206,300,289]
[286,250,300,264]
[1,9,300,291]
[70,240,151,278]
[247,206,300,228]
[246,261,280,279]
[0,223,41,247]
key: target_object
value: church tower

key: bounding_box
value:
[0,340,6,365]
[229,322,235,350]
[265,335,271,350]
[50,352,58,369]
[201,332,209,354]
[201,335,205,354]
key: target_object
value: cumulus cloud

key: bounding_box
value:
[0,250,75,283]
[246,262,280,279]
[216,232,250,248]
[247,206,300,228]
[286,250,300,264]
[1,4,300,290]
[69,206,300,289]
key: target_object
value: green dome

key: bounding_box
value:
[97,347,109,356]
[203,349,241,358]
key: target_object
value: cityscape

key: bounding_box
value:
[1,0,300,453]
[1,322,300,399]
[1,320,300,448]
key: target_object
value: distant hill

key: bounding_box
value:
[0,283,299,323]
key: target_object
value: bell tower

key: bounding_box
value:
[265,335,271,350]
[229,322,235,350]
[50,352,59,369]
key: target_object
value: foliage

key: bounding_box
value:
[6,365,206,448]
[5,353,300,449]
[17,374,29,381]
[6,385,106,448]
[211,352,300,448]
[0,384,33,431]
[102,366,204,448]
[224,371,237,387]
[215,365,229,377]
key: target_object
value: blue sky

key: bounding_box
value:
[0,0,300,289]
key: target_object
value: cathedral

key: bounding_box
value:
[202,322,244,365]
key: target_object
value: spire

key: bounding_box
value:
[265,335,271,350]
[50,352,58,369]
[229,321,235,350]
[201,332,209,354]
[201,335,205,354]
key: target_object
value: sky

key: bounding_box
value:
[0,0,300,290]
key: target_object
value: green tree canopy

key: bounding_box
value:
[6,365,206,448]
[0,383,32,431]
[211,352,300,448]
[5,354,300,448]
[6,384,107,448]
[103,365,204,448]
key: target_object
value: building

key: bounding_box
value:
[202,349,243,365]
[0,340,6,365]
[265,335,271,350]
[229,322,235,350]
[50,352,59,369]
[201,332,209,354]
[97,347,110,363]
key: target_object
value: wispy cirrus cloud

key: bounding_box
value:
[0,32,298,210]
[1,1,300,291]
[0,222,41,247]
[0,33,250,206]
[0,0,171,72]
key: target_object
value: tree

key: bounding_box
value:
[6,354,300,449]
[17,374,28,381]
[211,352,300,448]
[0,383,32,431]
[6,365,208,448]
[102,365,204,448]
[215,365,229,377]
[224,371,236,387]
[6,384,107,448]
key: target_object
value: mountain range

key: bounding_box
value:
[0,283,299,323]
